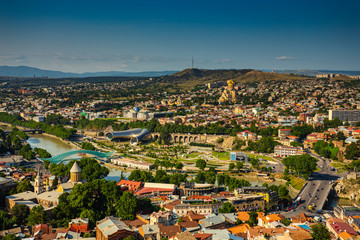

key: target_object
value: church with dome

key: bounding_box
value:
[56,161,83,193]
[218,79,238,103]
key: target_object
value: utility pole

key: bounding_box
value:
[192,57,194,69]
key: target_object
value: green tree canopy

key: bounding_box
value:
[282,154,317,178]
[27,205,46,226]
[228,163,235,171]
[2,234,21,240]
[196,159,206,170]
[16,179,34,193]
[311,223,331,240]
[81,142,95,151]
[219,202,236,213]
[11,204,30,225]
[345,143,360,160]
[116,192,137,220]
[0,210,15,230]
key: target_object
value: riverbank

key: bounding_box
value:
[41,132,81,150]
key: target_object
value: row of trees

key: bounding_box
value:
[217,174,251,191]
[0,128,27,155]
[34,147,52,158]
[128,169,187,186]
[81,142,95,150]
[153,159,183,171]
[0,112,76,140]
[313,140,339,160]
[9,204,46,226]
[0,128,49,161]
[246,136,280,153]
[282,154,317,179]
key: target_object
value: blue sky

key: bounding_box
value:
[0,0,359,72]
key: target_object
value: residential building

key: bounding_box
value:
[278,129,291,139]
[96,216,135,240]
[227,194,265,211]
[179,183,214,197]
[150,211,173,226]
[112,158,154,170]
[326,217,358,239]
[329,109,360,122]
[274,145,305,157]
[69,218,89,233]
[139,224,160,240]
[169,231,197,240]
[158,224,181,239]
[235,187,279,210]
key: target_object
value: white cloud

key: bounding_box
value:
[276,56,294,60]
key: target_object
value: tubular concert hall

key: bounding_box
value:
[106,128,152,145]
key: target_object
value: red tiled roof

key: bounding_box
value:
[331,222,358,236]
[117,180,142,189]
[136,187,174,195]
[178,221,199,229]
[193,233,212,240]
[187,195,212,200]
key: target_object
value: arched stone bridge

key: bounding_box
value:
[151,133,223,144]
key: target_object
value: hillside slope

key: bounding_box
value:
[157,68,314,89]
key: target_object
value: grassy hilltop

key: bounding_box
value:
[156,68,315,89]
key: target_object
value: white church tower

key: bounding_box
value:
[34,168,44,194]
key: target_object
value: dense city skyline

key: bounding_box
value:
[0,0,359,72]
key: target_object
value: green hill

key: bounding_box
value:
[157,68,314,89]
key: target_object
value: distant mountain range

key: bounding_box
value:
[0,65,359,79]
[268,69,360,76]
[0,66,177,78]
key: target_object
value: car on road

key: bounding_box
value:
[287,207,294,211]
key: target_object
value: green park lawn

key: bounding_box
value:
[246,152,274,162]
[290,177,306,191]
[212,151,230,160]
[186,153,200,158]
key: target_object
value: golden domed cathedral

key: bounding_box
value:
[219,79,237,103]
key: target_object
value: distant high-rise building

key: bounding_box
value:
[329,109,360,122]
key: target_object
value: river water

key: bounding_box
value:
[26,134,126,182]
[27,134,77,156]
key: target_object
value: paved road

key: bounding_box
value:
[282,152,341,217]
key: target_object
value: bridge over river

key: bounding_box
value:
[283,152,341,217]
[39,150,115,164]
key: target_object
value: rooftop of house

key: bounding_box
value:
[96,216,132,237]
[151,211,172,219]
[193,233,213,240]
[170,231,197,240]
[141,224,159,235]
